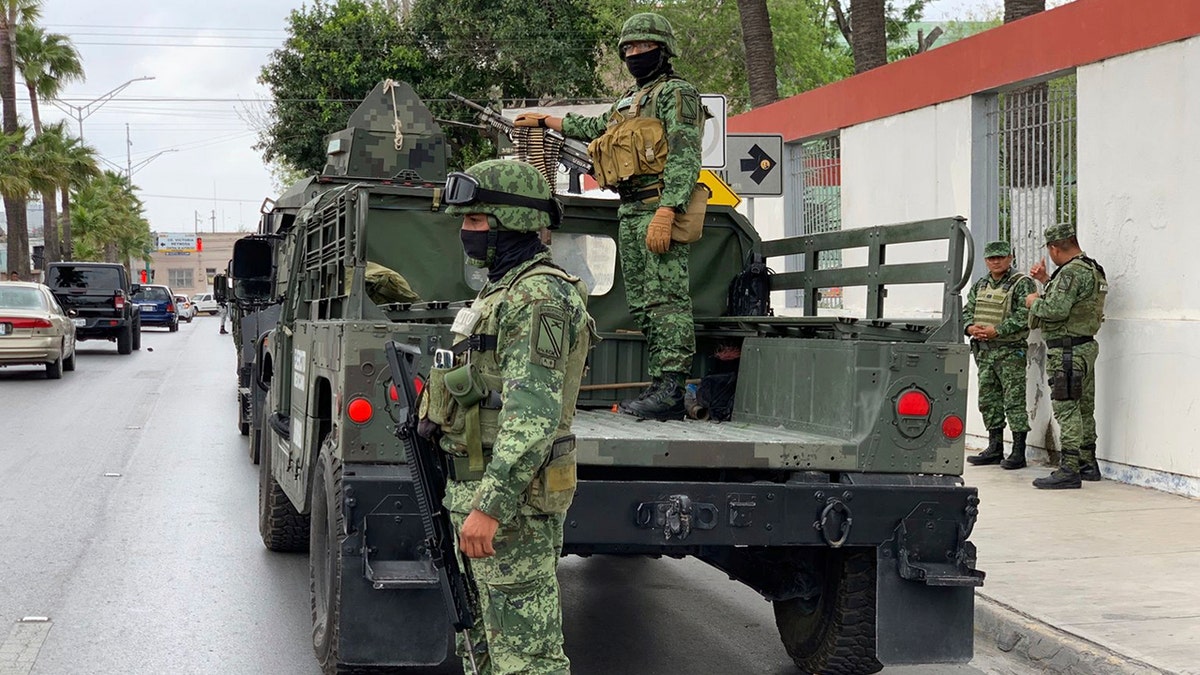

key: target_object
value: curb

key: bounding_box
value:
[974,594,1175,674]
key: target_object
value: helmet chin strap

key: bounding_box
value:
[484,229,499,268]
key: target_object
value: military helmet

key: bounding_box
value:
[444,159,559,232]
[618,12,678,59]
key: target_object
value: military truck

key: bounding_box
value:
[236,81,983,675]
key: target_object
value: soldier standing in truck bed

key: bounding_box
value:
[1026,223,1108,489]
[964,240,1037,470]
[514,12,705,421]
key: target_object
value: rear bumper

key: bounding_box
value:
[76,317,129,340]
[140,313,176,326]
[0,336,60,365]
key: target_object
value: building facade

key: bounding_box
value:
[146,231,244,296]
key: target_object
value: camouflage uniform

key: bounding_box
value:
[560,13,702,392]
[441,160,593,674]
[962,243,1036,452]
[1029,223,1108,488]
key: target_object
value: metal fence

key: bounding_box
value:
[784,135,843,310]
[984,75,1078,269]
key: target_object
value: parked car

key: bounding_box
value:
[174,294,196,322]
[131,284,179,331]
[0,281,77,379]
[44,261,141,354]
[191,292,220,315]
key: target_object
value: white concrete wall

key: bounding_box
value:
[1073,35,1200,494]
[839,98,976,319]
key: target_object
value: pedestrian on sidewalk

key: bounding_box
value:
[1026,223,1108,489]
[965,240,1036,469]
[218,300,229,335]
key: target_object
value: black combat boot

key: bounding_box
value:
[1032,449,1082,489]
[967,428,1005,466]
[621,372,686,421]
[1078,443,1102,482]
[1001,431,1028,470]
[618,379,659,414]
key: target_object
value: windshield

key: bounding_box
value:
[0,286,47,310]
[47,266,122,290]
[133,286,172,302]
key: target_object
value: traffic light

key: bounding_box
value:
[196,236,203,252]
[139,269,148,283]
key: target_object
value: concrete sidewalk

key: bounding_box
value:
[965,457,1200,674]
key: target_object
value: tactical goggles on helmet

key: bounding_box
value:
[444,172,563,228]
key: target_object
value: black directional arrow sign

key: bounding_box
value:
[726,134,784,197]
[740,144,777,184]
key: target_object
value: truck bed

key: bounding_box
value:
[572,408,849,470]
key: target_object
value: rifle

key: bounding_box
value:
[448,92,593,176]
[383,341,482,675]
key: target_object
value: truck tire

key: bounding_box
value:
[133,320,142,350]
[773,549,883,675]
[117,324,133,355]
[240,421,251,436]
[310,440,345,674]
[258,434,310,552]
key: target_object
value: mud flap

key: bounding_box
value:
[875,500,983,665]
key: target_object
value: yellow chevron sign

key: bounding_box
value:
[699,169,741,208]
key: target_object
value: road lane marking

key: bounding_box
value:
[0,618,53,675]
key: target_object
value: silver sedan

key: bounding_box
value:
[0,281,78,379]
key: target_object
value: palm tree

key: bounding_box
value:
[0,0,41,277]
[0,127,33,198]
[16,24,83,266]
[849,0,887,73]
[57,131,99,260]
[736,0,779,108]
[1005,0,1046,23]
[26,122,72,261]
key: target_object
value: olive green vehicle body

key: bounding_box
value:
[241,81,983,674]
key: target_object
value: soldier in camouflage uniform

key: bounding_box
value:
[515,12,703,420]
[964,240,1037,469]
[1026,223,1108,489]
[437,159,593,673]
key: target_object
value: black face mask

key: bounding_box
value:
[460,229,493,268]
[461,227,547,282]
[625,48,664,81]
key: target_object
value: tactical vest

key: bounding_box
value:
[1039,256,1108,339]
[972,272,1028,343]
[588,79,673,189]
[421,261,591,513]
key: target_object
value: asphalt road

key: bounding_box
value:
[0,318,1025,675]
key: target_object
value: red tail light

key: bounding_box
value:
[114,293,125,310]
[166,303,175,313]
[942,415,965,439]
[897,390,931,417]
[4,317,53,329]
[413,377,424,396]
[388,383,399,402]
[347,397,373,424]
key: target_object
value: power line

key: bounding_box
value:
[140,193,264,204]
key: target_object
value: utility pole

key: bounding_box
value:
[51,76,155,139]
[126,123,132,179]
[211,210,216,233]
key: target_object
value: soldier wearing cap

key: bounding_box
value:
[431,159,594,673]
[1025,223,1108,489]
[964,240,1037,469]
[513,12,704,421]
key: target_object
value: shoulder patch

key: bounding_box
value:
[676,89,700,126]
[530,302,568,370]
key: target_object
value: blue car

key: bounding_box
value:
[131,284,179,332]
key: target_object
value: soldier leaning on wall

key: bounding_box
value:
[1025,223,1108,490]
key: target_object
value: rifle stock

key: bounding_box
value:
[448,92,593,176]
[384,341,481,672]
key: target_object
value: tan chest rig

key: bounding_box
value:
[419,263,591,514]
[972,273,1028,343]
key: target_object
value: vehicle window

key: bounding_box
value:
[0,287,48,310]
[134,287,172,302]
[464,233,618,295]
[47,266,122,289]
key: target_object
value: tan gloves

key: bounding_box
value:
[646,207,675,254]
[514,112,550,128]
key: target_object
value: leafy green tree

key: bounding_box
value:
[1,0,41,277]
[16,24,84,263]
[256,0,427,174]
[54,130,99,260]
[71,171,151,269]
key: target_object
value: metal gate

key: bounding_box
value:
[784,135,842,310]
[984,75,1077,268]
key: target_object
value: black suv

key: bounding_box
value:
[45,262,142,354]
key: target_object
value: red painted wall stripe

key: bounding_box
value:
[728,0,1200,142]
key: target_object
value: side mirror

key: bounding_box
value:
[213,274,228,303]
[231,237,275,303]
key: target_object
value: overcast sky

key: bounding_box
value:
[28,0,1055,235]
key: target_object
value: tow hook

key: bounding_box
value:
[635,495,717,541]
[816,497,854,548]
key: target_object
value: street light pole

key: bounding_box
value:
[50,75,155,139]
